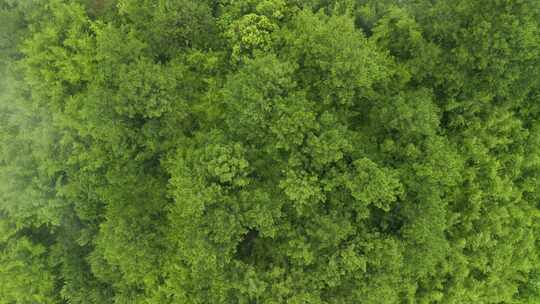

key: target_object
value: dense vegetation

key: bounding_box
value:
[1,0,540,303]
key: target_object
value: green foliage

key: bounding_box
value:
[1,0,540,303]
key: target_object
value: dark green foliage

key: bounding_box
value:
[1,0,540,303]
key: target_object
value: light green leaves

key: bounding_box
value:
[1,0,540,303]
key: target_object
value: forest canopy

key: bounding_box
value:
[1,0,540,303]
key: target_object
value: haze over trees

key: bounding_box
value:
[1,0,540,303]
